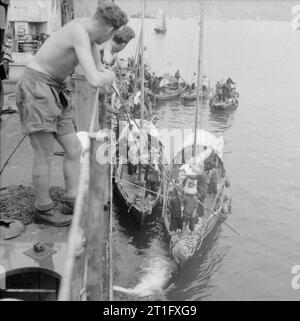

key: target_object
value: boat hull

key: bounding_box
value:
[162,187,226,266]
[114,177,160,229]
[149,83,187,103]
[154,27,167,34]
[114,119,164,229]
[210,99,239,110]
[181,92,209,102]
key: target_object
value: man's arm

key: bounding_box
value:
[92,42,106,72]
[73,24,115,87]
[101,39,114,66]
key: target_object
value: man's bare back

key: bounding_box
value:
[28,18,114,86]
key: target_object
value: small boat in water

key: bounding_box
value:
[114,119,164,228]
[148,74,187,103]
[161,130,230,266]
[149,84,187,103]
[210,78,239,110]
[180,89,209,102]
[154,10,167,34]
[210,97,239,110]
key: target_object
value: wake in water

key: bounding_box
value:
[114,256,177,297]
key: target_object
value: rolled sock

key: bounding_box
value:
[35,202,54,212]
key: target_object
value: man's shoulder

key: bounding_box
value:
[63,21,90,42]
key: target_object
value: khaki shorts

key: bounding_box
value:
[15,67,75,136]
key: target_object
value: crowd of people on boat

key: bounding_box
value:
[111,57,188,107]
[212,77,239,103]
[168,151,220,235]
[184,72,210,96]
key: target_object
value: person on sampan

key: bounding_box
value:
[196,172,209,222]
[190,72,197,91]
[174,69,181,89]
[15,2,128,227]
[182,179,198,234]
[205,150,218,195]
[168,187,183,235]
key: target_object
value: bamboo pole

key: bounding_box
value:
[85,139,109,300]
[86,91,111,301]
[109,153,113,301]
[140,0,145,128]
[58,89,100,301]
[193,1,204,157]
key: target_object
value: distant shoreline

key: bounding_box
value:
[73,0,298,22]
[119,0,299,22]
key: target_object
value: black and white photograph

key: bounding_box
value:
[0,0,300,304]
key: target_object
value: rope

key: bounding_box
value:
[194,181,239,236]
[113,175,165,199]
[0,134,27,176]
[109,118,114,301]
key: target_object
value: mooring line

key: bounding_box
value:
[0,134,27,176]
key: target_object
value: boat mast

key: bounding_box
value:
[193,1,204,157]
[140,0,145,128]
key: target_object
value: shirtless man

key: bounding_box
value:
[15,2,128,226]
[99,25,135,66]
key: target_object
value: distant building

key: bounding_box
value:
[7,0,62,39]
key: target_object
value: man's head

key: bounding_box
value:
[93,2,128,44]
[111,25,135,53]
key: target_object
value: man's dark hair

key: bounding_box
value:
[95,2,128,29]
[113,26,135,44]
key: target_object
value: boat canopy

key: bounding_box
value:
[174,130,224,161]
[172,130,224,177]
[118,119,160,143]
[158,73,179,87]
[118,120,161,166]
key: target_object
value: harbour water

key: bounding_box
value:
[112,2,300,301]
